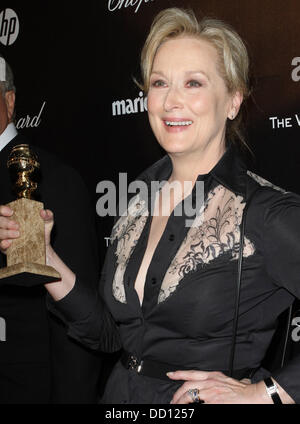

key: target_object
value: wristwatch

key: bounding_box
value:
[264,377,282,404]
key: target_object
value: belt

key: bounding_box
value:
[120,351,257,382]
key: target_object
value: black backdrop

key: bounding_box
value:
[1,0,299,251]
[1,0,300,386]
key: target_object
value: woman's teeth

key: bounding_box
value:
[165,121,193,126]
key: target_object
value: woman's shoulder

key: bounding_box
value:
[246,170,300,221]
[246,170,289,195]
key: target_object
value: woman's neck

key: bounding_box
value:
[168,143,226,186]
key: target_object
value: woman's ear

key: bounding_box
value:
[5,90,15,122]
[228,91,243,120]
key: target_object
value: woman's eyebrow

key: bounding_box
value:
[150,70,210,80]
[185,70,210,80]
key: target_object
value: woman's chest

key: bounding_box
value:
[104,186,270,331]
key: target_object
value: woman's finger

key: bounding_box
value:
[0,208,20,253]
[0,205,14,217]
[173,387,210,404]
[0,225,20,255]
[171,378,218,404]
[167,370,226,382]
[40,209,54,222]
[40,209,54,247]
[0,228,20,240]
[0,216,18,230]
[0,239,12,252]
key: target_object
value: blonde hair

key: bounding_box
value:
[140,8,251,149]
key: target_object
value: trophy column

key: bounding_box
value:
[0,144,61,286]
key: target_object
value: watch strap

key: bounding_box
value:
[264,377,282,404]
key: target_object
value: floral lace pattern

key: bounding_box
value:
[111,195,148,303]
[158,185,255,303]
[111,185,256,305]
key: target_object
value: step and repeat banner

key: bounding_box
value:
[1,0,300,370]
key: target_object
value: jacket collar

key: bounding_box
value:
[209,143,247,197]
[0,132,27,158]
[0,123,18,153]
[139,143,248,198]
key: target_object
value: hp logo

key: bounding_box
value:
[0,8,19,46]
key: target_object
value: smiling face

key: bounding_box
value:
[147,37,241,159]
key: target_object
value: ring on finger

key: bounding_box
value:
[187,388,203,403]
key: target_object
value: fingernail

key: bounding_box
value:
[166,372,173,377]
[13,231,20,237]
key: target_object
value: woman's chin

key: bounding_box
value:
[159,141,190,155]
[164,145,195,157]
[166,150,187,157]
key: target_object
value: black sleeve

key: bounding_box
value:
[46,274,122,353]
[264,191,300,403]
[43,159,121,352]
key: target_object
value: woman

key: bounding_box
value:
[0,8,299,404]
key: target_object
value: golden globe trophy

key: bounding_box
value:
[0,144,61,286]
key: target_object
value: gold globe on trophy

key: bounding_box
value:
[0,144,61,286]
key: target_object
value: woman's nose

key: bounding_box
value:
[163,86,183,111]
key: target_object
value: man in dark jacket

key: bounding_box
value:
[0,55,101,403]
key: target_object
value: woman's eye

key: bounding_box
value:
[187,80,202,88]
[151,79,166,87]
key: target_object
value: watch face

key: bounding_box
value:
[265,378,278,396]
[267,386,277,396]
[264,379,282,404]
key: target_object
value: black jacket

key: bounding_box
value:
[50,144,300,403]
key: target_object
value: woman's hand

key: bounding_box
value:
[168,370,271,404]
[0,205,54,253]
[0,204,75,299]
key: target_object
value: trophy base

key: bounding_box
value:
[0,263,61,287]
